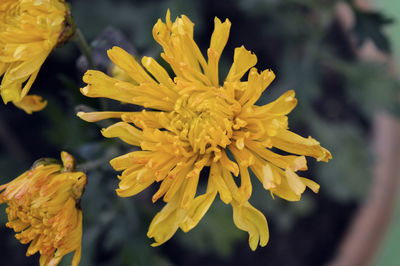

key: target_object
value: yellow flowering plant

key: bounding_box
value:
[78,10,332,250]
[0,152,86,266]
[1,0,397,264]
[0,0,72,113]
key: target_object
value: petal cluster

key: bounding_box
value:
[78,11,332,250]
[0,0,69,113]
[0,152,86,266]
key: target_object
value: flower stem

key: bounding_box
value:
[74,28,94,69]
[76,147,119,173]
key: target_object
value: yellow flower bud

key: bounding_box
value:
[0,152,86,266]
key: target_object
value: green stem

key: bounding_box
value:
[74,28,94,69]
[76,147,119,172]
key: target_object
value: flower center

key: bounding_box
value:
[168,88,241,154]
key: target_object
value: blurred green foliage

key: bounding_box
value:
[1,0,399,265]
[372,1,400,265]
[353,8,393,52]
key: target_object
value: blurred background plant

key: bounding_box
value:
[0,0,399,265]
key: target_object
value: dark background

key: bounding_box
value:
[1,0,399,265]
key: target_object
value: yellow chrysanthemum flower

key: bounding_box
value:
[78,11,332,250]
[0,152,86,266]
[0,0,71,113]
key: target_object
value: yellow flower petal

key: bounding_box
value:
[209,18,231,59]
[20,69,39,99]
[152,13,211,85]
[272,129,332,162]
[226,46,257,82]
[238,68,275,108]
[209,163,232,204]
[220,151,239,176]
[61,151,75,171]
[300,177,320,193]
[270,170,302,201]
[110,64,135,83]
[246,139,308,171]
[238,164,252,201]
[250,159,275,189]
[121,110,164,129]
[101,122,143,146]
[1,81,21,104]
[13,94,47,114]
[7,52,48,81]
[77,111,125,122]
[180,190,217,232]
[116,168,155,197]
[141,56,175,88]
[285,168,306,196]
[81,70,137,103]
[258,90,297,116]
[147,192,186,247]
[208,17,231,86]
[108,46,156,84]
[110,151,151,170]
[232,201,269,251]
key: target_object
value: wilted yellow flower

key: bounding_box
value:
[78,11,332,250]
[0,152,86,266]
[0,0,71,113]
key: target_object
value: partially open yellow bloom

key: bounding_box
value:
[0,0,71,113]
[78,11,332,250]
[0,152,86,266]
